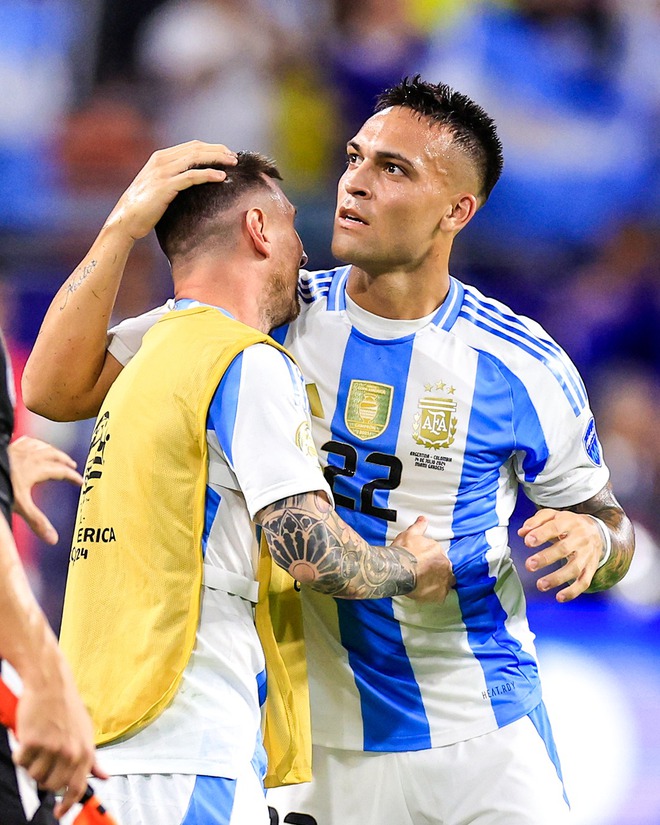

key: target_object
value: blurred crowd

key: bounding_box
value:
[0,0,658,628]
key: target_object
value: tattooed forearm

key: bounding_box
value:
[256,492,417,599]
[564,482,635,592]
[59,260,97,310]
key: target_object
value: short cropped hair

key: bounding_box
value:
[155,151,282,261]
[375,75,504,203]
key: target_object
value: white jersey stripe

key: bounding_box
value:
[461,289,587,403]
[461,291,587,410]
[458,304,585,416]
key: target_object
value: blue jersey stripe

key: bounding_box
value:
[182,775,237,825]
[208,353,243,467]
[482,354,550,483]
[327,266,350,311]
[299,269,336,304]
[256,667,267,707]
[432,277,464,330]
[451,354,541,724]
[529,702,569,807]
[202,485,222,558]
[461,293,587,412]
[269,323,288,345]
[449,533,541,726]
[327,329,431,750]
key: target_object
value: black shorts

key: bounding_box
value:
[0,726,56,825]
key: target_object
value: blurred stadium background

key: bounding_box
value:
[1,1,658,821]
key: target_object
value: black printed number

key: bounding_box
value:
[322,440,402,522]
[269,809,318,825]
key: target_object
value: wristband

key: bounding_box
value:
[588,515,612,569]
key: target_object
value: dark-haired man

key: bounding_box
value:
[48,147,451,825]
[25,78,633,824]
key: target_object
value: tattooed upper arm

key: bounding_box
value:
[255,491,417,599]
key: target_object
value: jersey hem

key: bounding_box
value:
[311,688,543,752]
[96,756,241,779]
[248,479,332,520]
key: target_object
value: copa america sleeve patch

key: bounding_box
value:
[583,417,603,466]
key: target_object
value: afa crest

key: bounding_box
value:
[412,382,458,450]
[345,380,393,441]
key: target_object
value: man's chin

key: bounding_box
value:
[270,299,300,331]
[330,235,354,264]
[331,236,377,269]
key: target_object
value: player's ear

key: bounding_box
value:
[440,193,478,235]
[245,207,270,259]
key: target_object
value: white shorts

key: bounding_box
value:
[61,766,270,825]
[267,705,570,825]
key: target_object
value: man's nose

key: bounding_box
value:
[342,164,371,198]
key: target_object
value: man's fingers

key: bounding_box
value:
[20,499,58,545]
[39,462,84,486]
[174,167,231,191]
[31,442,77,467]
[115,142,241,240]
[90,758,109,781]
[525,540,567,571]
[404,516,428,536]
[159,139,239,163]
[555,577,590,603]
[14,744,58,786]
[53,770,89,819]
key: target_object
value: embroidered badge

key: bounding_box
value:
[583,417,603,467]
[412,382,458,450]
[295,421,319,458]
[345,380,393,441]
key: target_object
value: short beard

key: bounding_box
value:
[262,270,300,332]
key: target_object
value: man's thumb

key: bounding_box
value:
[407,515,428,535]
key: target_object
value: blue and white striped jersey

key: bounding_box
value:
[270,267,609,752]
[104,302,329,776]
[108,275,609,754]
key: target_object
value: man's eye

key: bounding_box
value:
[385,163,403,175]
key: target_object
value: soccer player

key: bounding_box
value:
[24,79,634,824]
[41,149,451,825]
[0,333,104,824]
